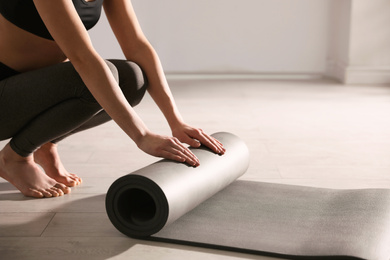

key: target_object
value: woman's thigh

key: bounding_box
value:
[0,59,146,141]
[0,61,101,140]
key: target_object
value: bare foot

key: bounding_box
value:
[34,142,82,187]
[0,143,70,198]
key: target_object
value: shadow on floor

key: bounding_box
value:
[0,192,267,260]
[0,193,139,260]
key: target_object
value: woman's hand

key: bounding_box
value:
[171,123,225,155]
[136,131,200,166]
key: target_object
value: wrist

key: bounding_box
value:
[169,121,186,133]
[130,125,151,147]
[167,114,185,130]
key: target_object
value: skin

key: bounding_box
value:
[0,0,225,198]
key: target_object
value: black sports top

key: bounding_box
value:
[0,0,104,40]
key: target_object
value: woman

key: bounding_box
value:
[0,0,225,198]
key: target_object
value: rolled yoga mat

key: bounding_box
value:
[106,132,390,260]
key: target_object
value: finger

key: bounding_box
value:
[209,136,226,153]
[173,138,200,164]
[182,135,201,148]
[184,129,221,153]
[185,131,225,154]
[196,132,223,154]
[206,135,225,153]
[213,137,224,147]
[160,150,195,166]
[164,145,199,166]
[164,137,199,165]
[179,149,199,167]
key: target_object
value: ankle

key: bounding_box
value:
[38,142,58,153]
[0,143,33,164]
[34,142,62,170]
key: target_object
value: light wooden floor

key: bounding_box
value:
[1,78,390,260]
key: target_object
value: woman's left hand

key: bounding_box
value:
[171,123,226,155]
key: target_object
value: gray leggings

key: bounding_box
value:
[0,59,148,157]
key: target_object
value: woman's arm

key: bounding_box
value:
[103,0,225,154]
[33,0,200,165]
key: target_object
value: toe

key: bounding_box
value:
[48,188,60,197]
[38,189,53,198]
[55,183,71,194]
[71,177,82,186]
[69,174,82,185]
[51,187,64,196]
[27,189,44,198]
[66,178,77,187]
[70,173,78,178]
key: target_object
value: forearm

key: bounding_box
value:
[72,53,149,143]
[125,42,184,129]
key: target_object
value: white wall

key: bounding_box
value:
[346,0,390,84]
[89,0,390,83]
[326,0,390,84]
[89,0,330,75]
[326,0,352,81]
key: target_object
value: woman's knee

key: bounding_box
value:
[107,59,148,107]
[105,60,119,83]
[79,59,147,107]
[78,60,119,104]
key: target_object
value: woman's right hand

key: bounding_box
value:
[136,132,200,167]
